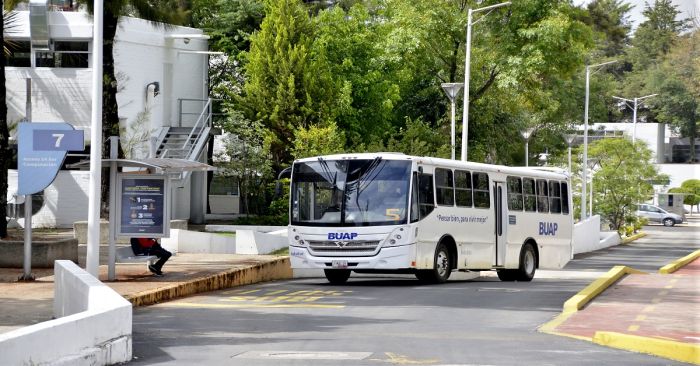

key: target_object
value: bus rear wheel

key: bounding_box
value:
[497,243,537,282]
[415,242,451,284]
[515,243,537,281]
[324,269,351,285]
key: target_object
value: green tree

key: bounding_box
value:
[385,117,451,158]
[190,0,264,103]
[582,0,633,58]
[218,110,272,215]
[669,179,700,213]
[291,122,346,159]
[241,0,336,170]
[626,0,690,70]
[311,5,401,145]
[579,138,663,233]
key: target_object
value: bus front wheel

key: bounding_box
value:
[415,242,452,284]
[324,269,351,285]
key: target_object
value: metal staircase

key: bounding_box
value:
[154,98,213,183]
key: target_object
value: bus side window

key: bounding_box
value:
[455,170,472,207]
[410,172,420,223]
[473,172,490,208]
[536,179,549,213]
[523,178,536,212]
[435,168,455,206]
[561,182,570,215]
[549,181,561,213]
[419,173,435,219]
[507,176,523,211]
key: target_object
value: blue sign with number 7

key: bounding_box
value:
[17,122,85,195]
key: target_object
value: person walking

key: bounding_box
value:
[130,237,171,276]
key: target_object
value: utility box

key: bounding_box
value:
[658,193,687,218]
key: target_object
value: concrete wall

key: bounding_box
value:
[115,17,208,135]
[235,230,288,255]
[160,228,288,255]
[572,215,621,254]
[8,169,90,228]
[73,219,188,244]
[0,260,132,365]
[0,238,78,268]
[205,225,288,233]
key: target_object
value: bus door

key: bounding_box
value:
[494,181,507,266]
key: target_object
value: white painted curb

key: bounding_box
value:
[0,261,132,366]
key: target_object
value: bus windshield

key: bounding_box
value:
[291,158,411,227]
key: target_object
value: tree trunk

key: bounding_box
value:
[0,10,9,238]
[99,10,125,216]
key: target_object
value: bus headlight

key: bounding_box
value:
[383,227,407,247]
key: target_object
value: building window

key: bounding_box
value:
[5,41,31,67]
[209,176,239,196]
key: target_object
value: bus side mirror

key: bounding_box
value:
[275,167,292,198]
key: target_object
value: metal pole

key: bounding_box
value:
[525,140,529,167]
[461,8,473,162]
[86,0,104,277]
[590,174,593,216]
[632,97,638,143]
[568,146,572,175]
[582,66,590,220]
[108,136,118,281]
[21,78,33,281]
[450,99,456,160]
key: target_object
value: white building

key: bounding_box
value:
[586,122,699,189]
[4,2,234,228]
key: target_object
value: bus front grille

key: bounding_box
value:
[307,240,380,255]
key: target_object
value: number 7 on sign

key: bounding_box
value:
[52,133,64,148]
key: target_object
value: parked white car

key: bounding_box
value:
[636,204,684,227]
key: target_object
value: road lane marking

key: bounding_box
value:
[627,325,640,332]
[234,351,371,360]
[642,305,655,313]
[371,352,440,365]
[163,302,345,309]
[238,289,261,295]
[651,297,662,304]
[657,290,668,296]
[635,315,646,321]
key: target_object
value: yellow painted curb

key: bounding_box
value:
[593,331,700,365]
[659,249,700,274]
[621,232,647,244]
[562,266,646,313]
[125,257,293,307]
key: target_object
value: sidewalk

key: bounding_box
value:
[541,255,700,364]
[0,252,292,335]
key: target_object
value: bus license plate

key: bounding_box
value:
[332,260,348,269]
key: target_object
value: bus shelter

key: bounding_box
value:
[69,139,214,280]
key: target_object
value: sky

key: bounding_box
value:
[573,0,699,29]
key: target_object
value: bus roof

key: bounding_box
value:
[293,153,569,180]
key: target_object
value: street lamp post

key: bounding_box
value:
[612,94,658,143]
[441,83,464,160]
[582,60,616,220]
[564,133,576,174]
[461,1,511,161]
[520,127,535,166]
[587,158,600,216]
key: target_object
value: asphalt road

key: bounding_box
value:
[130,223,698,366]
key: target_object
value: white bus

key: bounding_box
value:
[288,153,573,284]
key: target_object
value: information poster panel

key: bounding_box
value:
[117,175,169,237]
